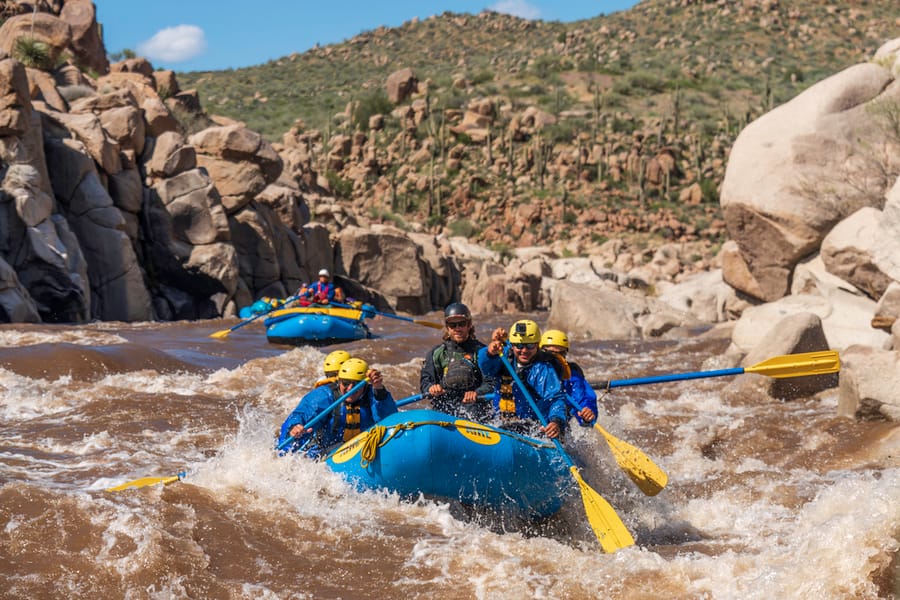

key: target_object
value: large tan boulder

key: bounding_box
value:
[731,291,889,353]
[737,312,838,399]
[336,224,431,313]
[59,0,109,75]
[43,109,122,174]
[190,125,283,213]
[151,168,230,245]
[385,67,418,104]
[820,207,894,300]
[2,163,54,227]
[720,59,900,302]
[24,67,66,112]
[142,131,197,179]
[0,59,33,136]
[872,176,900,282]
[546,280,643,340]
[838,345,900,421]
[0,12,72,67]
[408,232,460,310]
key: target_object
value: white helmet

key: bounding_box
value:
[318,268,330,277]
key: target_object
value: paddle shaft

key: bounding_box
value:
[599,367,745,388]
[331,302,443,329]
[593,350,840,388]
[396,394,424,408]
[331,301,409,322]
[277,378,369,451]
[214,294,300,336]
[497,352,574,468]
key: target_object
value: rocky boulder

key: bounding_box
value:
[720,56,900,302]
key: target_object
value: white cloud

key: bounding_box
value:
[489,0,541,20]
[137,24,207,63]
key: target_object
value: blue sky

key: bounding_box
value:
[93,0,639,72]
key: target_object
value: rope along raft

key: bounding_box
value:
[335,419,554,467]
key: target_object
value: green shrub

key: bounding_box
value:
[325,170,353,198]
[447,218,479,238]
[13,37,55,70]
[352,89,392,130]
[699,178,719,203]
[168,103,215,135]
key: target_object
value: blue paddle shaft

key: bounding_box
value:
[277,378,368,451]
[331,301,409,323]
[396,394,424,408]
[498,352,576,470]
[609,367,745,388]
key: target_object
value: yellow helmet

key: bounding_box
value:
[540,329,569,350]
[338,358,369,382]
[323,350,351,375]
[509,319,540,344]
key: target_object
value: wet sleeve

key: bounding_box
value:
[373,389,397,419]
[571,373,599,426]
[531,366,569,429]
[419,347,439,394]
[477,346,503,379]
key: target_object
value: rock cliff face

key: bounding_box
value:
[0,4,460,322]
[0,1,721,323]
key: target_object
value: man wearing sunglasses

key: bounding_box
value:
[277,357,397,458]
[419,303,492,420]
[477,319,570,439]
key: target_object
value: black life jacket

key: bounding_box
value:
[433,341,481,392]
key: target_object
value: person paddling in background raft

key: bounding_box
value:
[477,319,570,439]
[277,358,397,458]
[419,302,494,420]
[295,268,346,305]
[539,330,598,427]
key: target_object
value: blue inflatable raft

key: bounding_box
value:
[324,409,572,518]
[238,297,283,318]
[264,306,371,345]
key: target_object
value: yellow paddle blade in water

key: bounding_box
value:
[744,350,840,378]
[106,473,182,492]
[570,466,635,553]
[594,423,668,496]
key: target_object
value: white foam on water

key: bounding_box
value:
[0,329,129,347]
[0,368,79,420]
[94,370,213,397]
[659,469,900,599]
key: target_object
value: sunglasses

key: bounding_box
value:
[511,342,537,350]
[338,379,361,388]
[445,320,469,329]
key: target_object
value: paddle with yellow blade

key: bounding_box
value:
[330,301,444,330]
[563,395,668,497]
[592,350,841,389]
[106,471,185,492]
[579,350,840,496]
[209,294,300,339]
[498,352,634,553]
